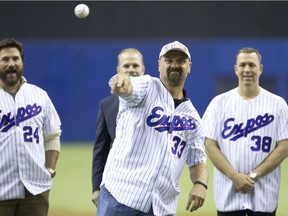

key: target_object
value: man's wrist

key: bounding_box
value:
[249,171,258,181]
[194,180,208,190]
[47,168,56,178]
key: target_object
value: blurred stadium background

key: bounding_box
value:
[1,1,288,215]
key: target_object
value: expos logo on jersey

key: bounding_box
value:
[221,113,275,153]
[0,103,42,132]
[146,106,197,133]
[146,106,198,158]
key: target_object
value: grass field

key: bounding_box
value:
[49,144,288,216]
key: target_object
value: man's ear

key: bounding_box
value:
[259,64,263,75]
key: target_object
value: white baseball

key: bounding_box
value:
[74,4,90,19]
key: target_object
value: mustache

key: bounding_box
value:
[168,67,182,74]
[5,68,17,73]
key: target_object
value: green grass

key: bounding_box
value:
[49,144,95,214]
[50,144,288,215]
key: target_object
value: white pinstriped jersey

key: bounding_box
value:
[202,87,288,212]
[102,75,206,216]
[0,78,61,200]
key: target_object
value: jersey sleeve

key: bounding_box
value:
[119,75,151,108]
[276,98,288,141]
[202,96,220,141]
[186,113,207,167]
[186,132,207,167]
[43,92,62,137]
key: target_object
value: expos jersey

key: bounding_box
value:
[102,75,206,215]
[0,78,61,200]
[202,87,288,212]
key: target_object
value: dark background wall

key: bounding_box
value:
[2,1,288,39]
[1,2,288,142]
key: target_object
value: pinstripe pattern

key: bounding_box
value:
[203,87,288,212]
[0,79,61,200]
[102,75,206,215]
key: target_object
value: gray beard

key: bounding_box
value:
[167,73,182,87]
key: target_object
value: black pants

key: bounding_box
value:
[0,189,50,216]
[218,209,276,216]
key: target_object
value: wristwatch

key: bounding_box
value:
[47,168,56,178]
[249,171,257,181]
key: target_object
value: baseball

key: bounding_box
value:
[74,4,90,19]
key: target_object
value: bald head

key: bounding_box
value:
[117,48,145,77]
